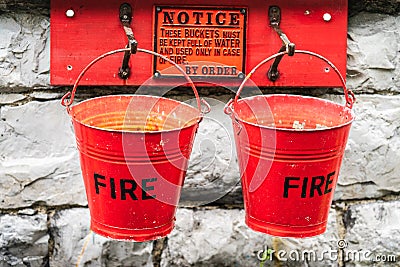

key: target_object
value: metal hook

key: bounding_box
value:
[61,48,204,114]
[346,90,356,109]
[234,50,356,110]
[223,99,234,116]
[223,99,243,135]
[118,3,138,80]
[267,6,296,82]
[201,98,211,114]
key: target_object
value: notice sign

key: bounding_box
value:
[154,6,247,78]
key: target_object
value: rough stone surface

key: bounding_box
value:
[0,100,86,208]
[349,0,400,15]
[335,95,400,200]
[344,201,400,266]
[181,98,240,206]
[0,213,48,267]
[50,208,154,267]
[0,1,49,15]
[161,208,340,267]
[0,94,26,104]
[347,13,400,93]
[29,91,64,100]
[0,13,49,90]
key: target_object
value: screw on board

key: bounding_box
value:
[323,13,332,22]
[66,9,75,18]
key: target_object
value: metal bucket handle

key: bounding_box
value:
[229,50,356,111]
[61,48,210,114]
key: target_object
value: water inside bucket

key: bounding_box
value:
[71,95,200,132]
[234,95,353,130]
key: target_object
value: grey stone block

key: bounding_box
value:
[181,98,240,206]
[0,13,49,90]
[347,13,399,93]
[0,213,48,267]
[29,92,64,101]
[0,94,26,104]
[50,208,154,267]
[162,208,340,267]
[0,100,86,208]
[344,201,400,266]
[336,95,400,200]
[0,1,49,15]
[349,0,400,15]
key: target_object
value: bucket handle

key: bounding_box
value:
[230,50,356,110]
[61,48,209,115]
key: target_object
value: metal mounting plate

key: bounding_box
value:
[50,0,348,87]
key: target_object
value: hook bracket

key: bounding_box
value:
[267,6,295,82]
[118,3,138,80]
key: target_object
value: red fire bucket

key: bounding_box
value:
[61,48,207,241]
[225,50,356,237]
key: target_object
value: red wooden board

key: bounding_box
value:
[50,0,347,87]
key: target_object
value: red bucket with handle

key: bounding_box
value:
[225,50,355,237]
[61,48,208,241]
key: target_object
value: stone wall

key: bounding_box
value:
[1,1,399,266]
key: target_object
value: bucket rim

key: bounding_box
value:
[230,94,355,132]
[69,94,202,134]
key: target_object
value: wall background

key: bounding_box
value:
[0,0,399,266]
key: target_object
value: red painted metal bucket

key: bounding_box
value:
[225,50,356,237]
[61,48,207,241]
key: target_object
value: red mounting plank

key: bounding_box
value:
[50,0,348,87]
